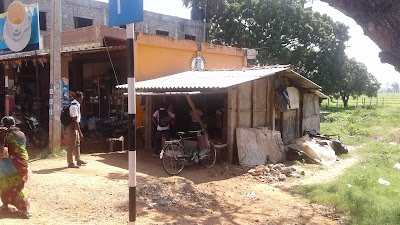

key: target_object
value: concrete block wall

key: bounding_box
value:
[136,11,205,41]
[2,0,107,35]
[2,0,205,41]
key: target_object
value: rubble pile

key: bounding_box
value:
[247,163,304,183]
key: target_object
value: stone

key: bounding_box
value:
[278,174,287,181]
[236,128,285,166]
[255,165,265,173]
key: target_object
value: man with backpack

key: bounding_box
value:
[65,91,87,168]
[152,105,175,157]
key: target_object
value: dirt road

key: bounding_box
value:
[0,150,352,225]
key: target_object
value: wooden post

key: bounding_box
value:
[265,77,274,129]
[251,81,256,128]
[185,95,205,129]
[144,96,152,151]
[185,95,209,149]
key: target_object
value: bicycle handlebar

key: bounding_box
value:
[175,129,205,137]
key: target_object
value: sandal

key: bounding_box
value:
[18,210,32,218]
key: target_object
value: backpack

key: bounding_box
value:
[158,109,170,127]
[60,102,76,126]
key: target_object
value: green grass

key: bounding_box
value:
[293,104,400,224]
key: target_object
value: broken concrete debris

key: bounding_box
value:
[247,164,303,183]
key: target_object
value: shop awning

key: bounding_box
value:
[116,65,322,92]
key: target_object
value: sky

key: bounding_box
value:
[97,0,400,87]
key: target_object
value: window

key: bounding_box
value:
[74,17,93,29]
[39,11,47,31]
[185,35,196,41]
[156,30,169,36]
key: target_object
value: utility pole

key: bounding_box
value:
[127,23,137,225]
[49,0,62,150]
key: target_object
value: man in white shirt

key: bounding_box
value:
[67,91,87,168]
[152,105,175,156]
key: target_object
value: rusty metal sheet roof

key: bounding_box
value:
[315,91,328,99]
[117,66,321,91]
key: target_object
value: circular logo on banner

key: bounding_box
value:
[190,56,206,71]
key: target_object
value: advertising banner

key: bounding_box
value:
[0,1,40,55]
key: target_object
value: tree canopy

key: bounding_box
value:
[208,0,351,96]
[183,0,381,104]
[335,58,381,107]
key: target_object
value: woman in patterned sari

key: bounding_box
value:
[0,116,30,217]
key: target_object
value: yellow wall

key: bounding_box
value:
[133,33,247,126]
[135,33,246,81]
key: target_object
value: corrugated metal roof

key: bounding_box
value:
[315,91,329,99]
[117,66,321,91]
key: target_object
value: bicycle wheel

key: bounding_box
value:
[162,144,185,175]
[200,141,216,168]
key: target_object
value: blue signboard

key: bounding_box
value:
[0,2,40,55]
[109,0,144,27]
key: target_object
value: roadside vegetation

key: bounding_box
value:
[32,147,66,160]
[293,94,400,224]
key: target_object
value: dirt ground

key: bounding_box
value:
[0,145,355,225]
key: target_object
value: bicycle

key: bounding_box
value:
[159,129,217,175]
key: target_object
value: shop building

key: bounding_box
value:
[0,24,247,150]
[1,0,206,41]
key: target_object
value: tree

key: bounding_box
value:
[182,0,228,20]
[391,82,399,93]
[336,58,381,108]
[208,0,350,96]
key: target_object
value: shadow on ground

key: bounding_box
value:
[91,149,247,185]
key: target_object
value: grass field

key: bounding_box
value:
[321,93,400,108]
[292,103,400,224]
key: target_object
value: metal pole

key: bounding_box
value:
[50,0,62,150]
[35,52,41,148]
[127,23,137,224]
[4,69,8,116]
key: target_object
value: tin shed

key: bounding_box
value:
[118,65,325,163]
